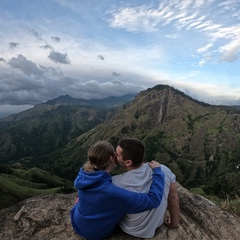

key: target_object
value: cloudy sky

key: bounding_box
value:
[0,0,240,118]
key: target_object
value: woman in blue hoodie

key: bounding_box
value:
[70,141,164,240]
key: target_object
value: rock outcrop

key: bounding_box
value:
[0,183,240,240]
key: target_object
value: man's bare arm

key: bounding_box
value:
[166,182,179,228]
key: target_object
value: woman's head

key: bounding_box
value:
[83,141,115,172]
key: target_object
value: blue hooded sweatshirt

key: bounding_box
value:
[70,167,164,240]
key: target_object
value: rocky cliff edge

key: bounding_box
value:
[0,183,240,240]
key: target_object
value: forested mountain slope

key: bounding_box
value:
[61,85,240,198]
[0,85,239,209]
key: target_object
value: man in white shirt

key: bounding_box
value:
[112,138,179,238]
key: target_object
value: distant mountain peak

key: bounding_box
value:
[44,95,86,105]
[44,94,136,107]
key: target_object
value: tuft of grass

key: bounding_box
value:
[218,196,240,217]
[190,187,240,217]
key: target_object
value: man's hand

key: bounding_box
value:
[148,160,161,169]
[165,216,179,228]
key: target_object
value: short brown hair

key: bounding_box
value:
[118,138,145,167]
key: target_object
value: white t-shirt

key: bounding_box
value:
[112,163,176,238]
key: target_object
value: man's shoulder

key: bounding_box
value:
[160,164,170,171]
[160,164,176,182]
[112,171,130,185]
[112,163,152,189]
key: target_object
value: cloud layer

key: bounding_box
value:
[0,0,239,118]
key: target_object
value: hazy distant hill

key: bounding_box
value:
[45,94,135,107]
[0,94,135,161]
[0,94,135,123]
[0,94,134,209]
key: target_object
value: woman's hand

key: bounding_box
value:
[148,160,161,169]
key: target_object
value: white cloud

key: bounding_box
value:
[200,23,222,31]
[109,6,162,32]
[199,58,207,66]
[0,0,239,116]
[207,25,240,62]
[197,43,213,53]
[109,0,217,33]
[219,37,240,62]
[195,20,212,29]
[109,0,240,66]
[186,16,206,29]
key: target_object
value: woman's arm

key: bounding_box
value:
[125,161,165,213]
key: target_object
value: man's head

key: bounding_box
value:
[115,138,145,169]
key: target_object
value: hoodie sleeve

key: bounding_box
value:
[125,167,165,214]
[74,168,82,189]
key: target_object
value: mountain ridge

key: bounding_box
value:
[0,84,239,210]
[44,94,135,107]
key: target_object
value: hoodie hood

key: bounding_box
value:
[74,168,111,190]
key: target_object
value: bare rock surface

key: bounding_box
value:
[0,183,240,240]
